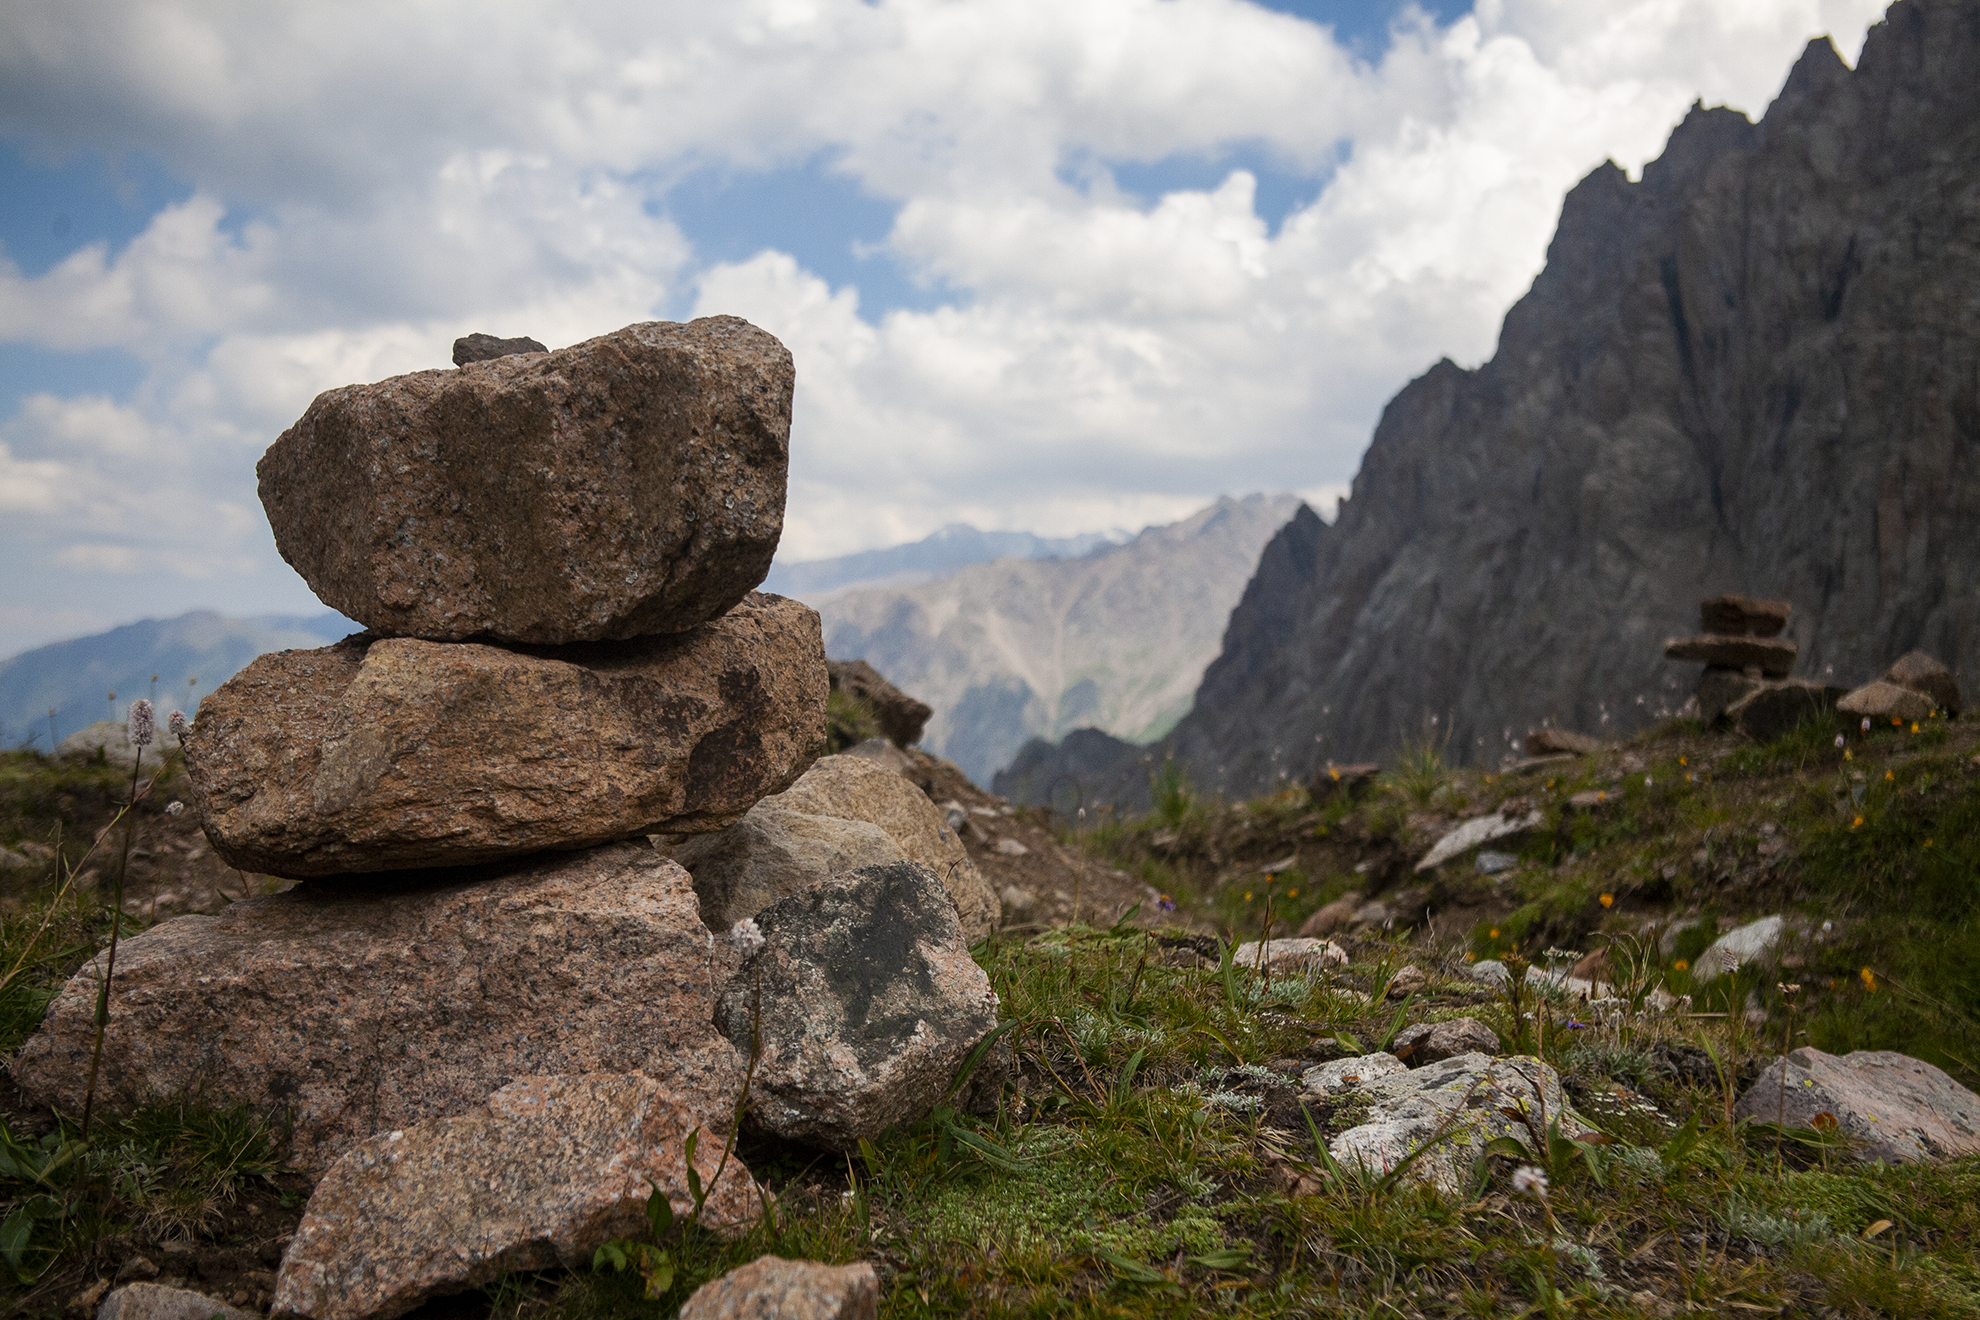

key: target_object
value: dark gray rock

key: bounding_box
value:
[1696,666,1768,724]
[1664,635,1798,676]
[1700,595,1792,637]
[1107,9,1980,798]
[451,332,548,365]
[1725,678,1847,742]
[717,861,1000,1149]
[828,659,933,748]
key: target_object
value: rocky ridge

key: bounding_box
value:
[1110,2,1980,803]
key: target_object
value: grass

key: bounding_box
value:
[4,714,1979,1316]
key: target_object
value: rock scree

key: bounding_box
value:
[261,316,793,645]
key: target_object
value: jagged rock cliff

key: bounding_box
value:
[1113,1,1980,805]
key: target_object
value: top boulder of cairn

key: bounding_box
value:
[1699,594,1791,637]
[260,316,793,645]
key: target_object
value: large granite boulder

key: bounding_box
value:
[1734,1048,1980,1163]
[183,592,825,877]
[274,1074,761,1320]
[679,1256,879,1320]
[759,754,996,941]
[260,317,792,644]
[11,844,745,1171]
[717,861,1000,1150]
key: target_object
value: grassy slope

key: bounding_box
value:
[1,711,1976,1317]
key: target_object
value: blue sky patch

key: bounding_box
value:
[0,143,192,279]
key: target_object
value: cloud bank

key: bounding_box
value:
[0,0,1890,648]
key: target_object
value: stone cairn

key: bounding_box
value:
[1665,594,1961,739]
[12,320,999,1320]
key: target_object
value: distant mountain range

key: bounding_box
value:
[815,494,1301,784]
[763,524,1130,598]
[0,610,356,750]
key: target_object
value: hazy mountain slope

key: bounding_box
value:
[763,524,1127,598]
[817,494,1300,783]
[1138,4,1980,804]
[0,610,355,749]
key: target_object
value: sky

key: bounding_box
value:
[0,0,1891,654]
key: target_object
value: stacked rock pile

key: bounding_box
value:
[1666,593,1961,739]
[11,320,1000,1320]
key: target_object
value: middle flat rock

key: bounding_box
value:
[9,843,746,1172]
[185,592,825,876]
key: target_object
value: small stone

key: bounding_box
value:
[1297,892,1363,937]
[275,1075,759,1320]
[1386,964,1428,999]
[1465,959,1512,988]
[1837,680,1935,722]
[1231,937,1347,972]
[183,593,826,877]
[841,737,914,774]
[1734,1048,1980,1163]
[1698,595,1792,637]
[1415,810,1544,872]
[12,845,743,1172]
[1474,851,1518,875]
[113,1257,159,1284]
[1567,789,1613,810]
[1882,651,1960,715]
[1389,1018,1502,1065]
[999,884,1037,916]
[1663,635,1797,676]
[993,837,1030,857]
[450,332,548,365]
[678,1255,879,1320]
[717,862,1000,1149]
[1693,915,1785,980]
[1300,1052,1408,1095]
[828,660,933,748]
[97,1283,253,1320]
[1725,679,1847,742]
[1523,728,1601,756]
[262,317,793,644]
[1694,665,1768,724]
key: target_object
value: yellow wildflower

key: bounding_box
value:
[1674,959,1689,972]
[1599,893,1614,908]
[1851,815,1864,829]
[1860,966,1877,992]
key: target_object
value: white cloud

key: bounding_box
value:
[0,0,1894,592]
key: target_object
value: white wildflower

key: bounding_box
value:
[1512,1165,1550,1200]
[165,801,184,817]
[727,917,766,956]
[168,710,189,739]
[126,699,155,749]
[1834,734,1845,749]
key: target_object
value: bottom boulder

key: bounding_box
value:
[717,861,1000,1149]
[275,1073,762,1320]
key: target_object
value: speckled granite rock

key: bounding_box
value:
[97,1283,253,1320]
[182,592,825,877]
[261,316,792,644]
[678,1255,879,1320]
[12,844,744,1171]
[275,1074,760,1320]
[1389,1018,1502,1066]
[669,803,904,934]
[717,861,999,1149]
[1734,1048,1980,1163]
